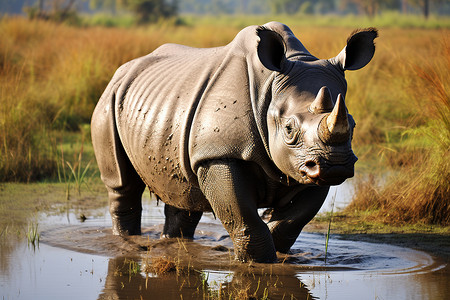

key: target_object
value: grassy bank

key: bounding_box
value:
[1,16,449,224]
[309,213,450,260]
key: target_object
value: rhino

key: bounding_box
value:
[91,22,377,263]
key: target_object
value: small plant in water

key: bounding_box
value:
[55,142,70,200]
[201,271,209,290]
[151,256,177,274]
[113,258,142,281]
[324,189,337,264]
[27,223,40,248]
[126,259,140,276]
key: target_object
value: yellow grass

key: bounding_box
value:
[0,16,448,224]
[347,43,449,225]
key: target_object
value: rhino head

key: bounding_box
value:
[259,24,378,186]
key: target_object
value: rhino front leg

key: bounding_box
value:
[267,186,329,253]
[198,160,277,263]
[162,204,203,238]
[91,94,146,235]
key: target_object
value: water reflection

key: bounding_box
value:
[99,256,313,299]
[1,237,447,300]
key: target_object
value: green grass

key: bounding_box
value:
[77,12,450,30]
[60,135,94,196]
[324,190,336,264]
[79,13,138,28]
[26,222,40,248]
[180,12,450,29]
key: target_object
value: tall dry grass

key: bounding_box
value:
[0,18,148,180]
[1,17,449,224]
[346,33,449,225]
[0,17,238,181]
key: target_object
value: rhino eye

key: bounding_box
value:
[283,118,299,145]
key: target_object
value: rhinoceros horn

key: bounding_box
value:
[309,86,334,114]
[319,94,350,144]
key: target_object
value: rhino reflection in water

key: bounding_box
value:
[91,22,378,263]
[99,257,312,299]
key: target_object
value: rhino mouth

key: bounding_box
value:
[317,165,355,185]
[299,155,357,186]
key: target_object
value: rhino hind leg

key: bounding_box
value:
[91,94,146,236]
[106,180,146,235]
[162,204,203,239]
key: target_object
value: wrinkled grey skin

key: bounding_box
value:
[91,22,378,263]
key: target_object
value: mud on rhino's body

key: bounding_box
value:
[92,22,377,263]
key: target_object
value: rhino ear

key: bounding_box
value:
[257,28,286,72]
[332,28,378,71]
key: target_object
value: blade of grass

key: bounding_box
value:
[325,189,337,264]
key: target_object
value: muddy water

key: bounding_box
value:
[0,183,449,299]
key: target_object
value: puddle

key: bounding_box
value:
[1,242,108,299]
[0,183,448,299]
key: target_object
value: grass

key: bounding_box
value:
[180,11,450,29]
[0,15,449,225]
[64,142,93,196]
[324,190,337,264]
[309,212,450,259]
[55,130,96,199]
[113,258,141,278]
[26,222,40,248]
[75,11,450,30]
[150,256,178,274]
[345,39,450,225]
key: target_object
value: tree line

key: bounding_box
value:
[0,0,447,23]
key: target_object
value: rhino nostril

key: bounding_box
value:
[304,160,321,178]
[305,161,316,168]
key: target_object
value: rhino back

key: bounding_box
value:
[114,28,282,211]
[115,45,224,210]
